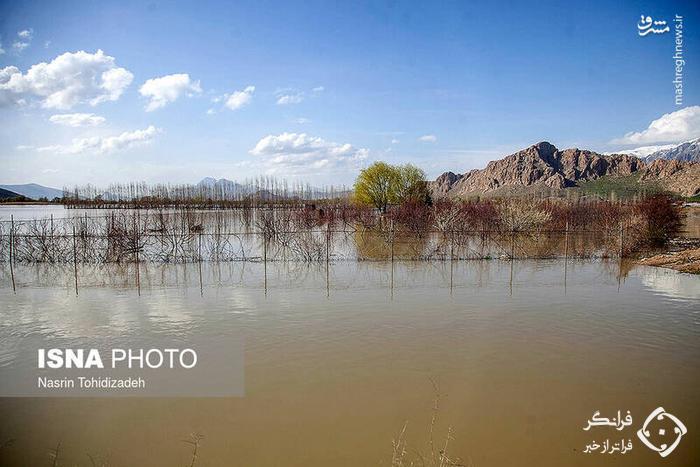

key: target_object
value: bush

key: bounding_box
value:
[633,194,682,245]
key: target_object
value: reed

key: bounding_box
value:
[183,433,204,467]
[390,379,465,467]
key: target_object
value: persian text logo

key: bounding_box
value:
[637,407,688,458]
[581,407,687,457]
[637,14,685,107]
[582,410,635,455]
[637,15,670,36]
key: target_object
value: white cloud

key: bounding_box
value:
[293,117,311,124]
[12,41,29,53]
[49,113,106,127]
[276,93,303,105]
[612,106,700,145]
[391,138,400,144]
[0,43,5,55]
[37,125,160,155]
[0,49,133,109]
[250,132,368,175]
[12,29,33,53]
[419,134,437,143]
[225,85,255,110]
[139,73,201,111]
[312,86,324,93]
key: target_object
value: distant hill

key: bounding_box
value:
[197,177,222,187]
[607,144,676,159]
[197,177,242,188]
[196,177,351,200]
[432,141,700,198]
[609,138,700,163]
[0,183,63,200]
[642,138,700,163]
[0,187,25,200]
[197,177,247,196]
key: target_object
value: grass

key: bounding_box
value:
[575,173,662,200]
[391,379,468,467]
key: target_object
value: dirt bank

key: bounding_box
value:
[638,248,700,274]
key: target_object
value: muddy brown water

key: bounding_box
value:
[0,259,698,466]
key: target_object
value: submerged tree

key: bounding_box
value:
[353,162,428,212]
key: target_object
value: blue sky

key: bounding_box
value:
[1,0,699,188]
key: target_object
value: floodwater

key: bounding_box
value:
[3,205,700,263]
[0,259,699,466]
[0,204,77,221]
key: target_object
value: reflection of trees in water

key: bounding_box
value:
[0,226,649,264]
[353,227,625,261]
[2,255,632,293]
[353,227,428,260]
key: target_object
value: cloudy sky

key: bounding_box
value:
[1,0,699,188]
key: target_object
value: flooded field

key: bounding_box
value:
[4,203,699,266]
[0,205,699,465]
[1,259,699,466]
[3,0,699,464]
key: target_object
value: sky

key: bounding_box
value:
[1,0,699,189]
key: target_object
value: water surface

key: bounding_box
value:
[0,260,698,466]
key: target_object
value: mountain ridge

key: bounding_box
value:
[0,183,63,200]
[608,138,700,163]
[642,138,700,163]
[0,187,25,200]
[431,141,700,198]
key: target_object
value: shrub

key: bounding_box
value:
[633,194,682,245]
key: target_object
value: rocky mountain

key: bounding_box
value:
[638,160,700,197]
[642,138,700,163]
[432,142,642,198]
[196,177,247,198]
[197,177,220,187]
[608,144,676,159]
[608,138,700,163]
[432,141,700,198]
[0,183,63,200]
[197,177,244,190]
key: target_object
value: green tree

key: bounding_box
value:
[353,162,428,212]
[394,164,429,203]
[353,162,397,212]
